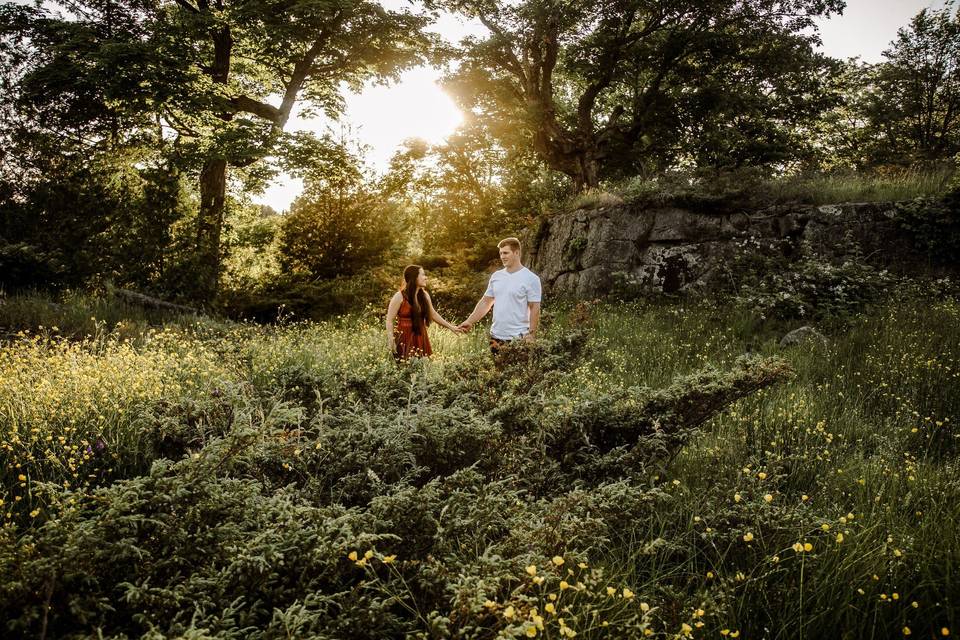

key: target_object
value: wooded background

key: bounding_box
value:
[2,0,959,311]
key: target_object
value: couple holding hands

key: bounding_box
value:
[385,237,542,361]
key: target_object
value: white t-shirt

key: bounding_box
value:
[483,266,542,340]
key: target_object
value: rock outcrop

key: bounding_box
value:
[525,202,920,297]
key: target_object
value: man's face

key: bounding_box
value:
[499,246,520,267]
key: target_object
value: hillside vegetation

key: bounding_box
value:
[0,289,957,639]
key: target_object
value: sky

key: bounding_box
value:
[254,0,952,211]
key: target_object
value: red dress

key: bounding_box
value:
[394,294,432,360]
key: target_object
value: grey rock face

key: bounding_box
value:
[525,202,921,298]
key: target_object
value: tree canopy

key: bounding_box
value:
[438,0,845,189]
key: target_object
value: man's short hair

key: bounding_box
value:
[498,237,522,252]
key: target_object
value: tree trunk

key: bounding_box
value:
[532,128,602,193]
[193,25,232,301]
[195,157,227,300]
[573,154,600,192]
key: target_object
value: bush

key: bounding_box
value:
[733,253,896,321]
[894,189,960,263]
[2,293,958,639]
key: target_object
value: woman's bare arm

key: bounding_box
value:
[385,292,402,347]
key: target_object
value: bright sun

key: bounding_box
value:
[347,67,464,148]
[256,67,463,212]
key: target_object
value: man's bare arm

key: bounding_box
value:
[460,296,495,330]
[525,301,541,340]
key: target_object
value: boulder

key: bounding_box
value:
[779,326,828,349]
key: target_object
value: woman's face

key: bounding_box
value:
[416,268,427,287]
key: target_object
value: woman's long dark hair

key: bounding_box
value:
[403,265,431,335]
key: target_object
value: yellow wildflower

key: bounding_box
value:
[743,532,754,542]
[552,556,565,566]
[526,565,537,576]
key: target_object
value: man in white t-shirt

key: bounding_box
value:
[458,237,542,351]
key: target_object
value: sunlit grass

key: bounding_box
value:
[568,165,955,212]
[0,289,957,637]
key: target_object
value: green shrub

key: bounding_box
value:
[894,190,960,263]
[733,254,896,321]
[1,292,958,639]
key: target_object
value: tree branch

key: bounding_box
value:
[171,0,200,13]
[475,7,527,85]
[230,95,282,123]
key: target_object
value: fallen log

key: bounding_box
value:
[112,288,200,315]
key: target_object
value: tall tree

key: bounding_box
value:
[868,2,960,162]
[439,0,844,190]
[3,0,432,299]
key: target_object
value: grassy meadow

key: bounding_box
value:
[0,289,958,639]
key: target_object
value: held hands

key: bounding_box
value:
[456,320,473,333]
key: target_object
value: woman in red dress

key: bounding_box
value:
[385,265,462,360]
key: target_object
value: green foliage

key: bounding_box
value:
[1,291,959,638]
[277,196,401,281]
[580,165,955,214]
[811,3,960,168]
[389,122,566,269]
[0,151,193,293]
[728,240,897,321]
[866,3,960,163]
[441,0,844,189]
[2,0,433,298]
[894,185,960,263]
[218,271,394,322]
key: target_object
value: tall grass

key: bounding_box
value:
[0,290,957,638]
[567,295,960,638]
[762,165,955,205]
[567,164,956,212]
